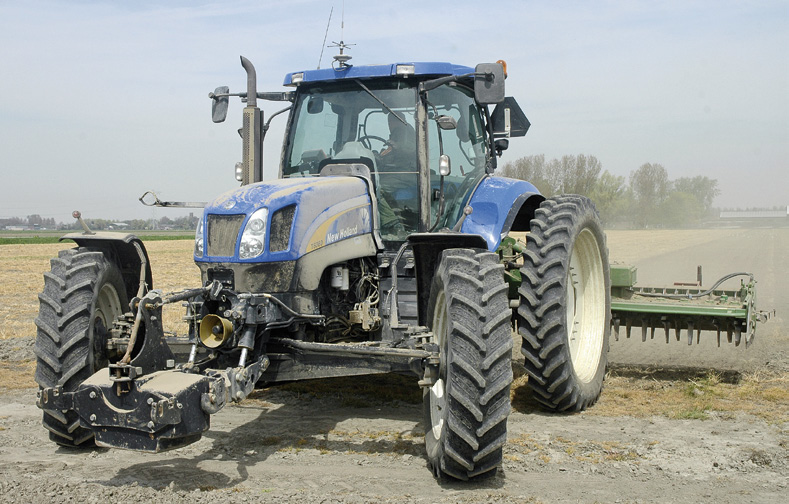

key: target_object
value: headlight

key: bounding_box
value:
[194,218,204,257]
[239,208,268,259]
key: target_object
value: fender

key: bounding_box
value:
[460,176,544,250]
[407,232,488,326]
[60,232,153,302]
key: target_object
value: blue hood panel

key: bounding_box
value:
[197,177,373,263]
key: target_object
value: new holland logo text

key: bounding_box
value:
[326,225,358,244]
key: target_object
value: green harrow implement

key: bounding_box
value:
[499,236,772,348]
[609,265,771,347]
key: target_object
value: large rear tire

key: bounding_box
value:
[34,247,128,446]
[423,249,513,480]
[517,196,610,411]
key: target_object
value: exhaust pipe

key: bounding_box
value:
[239,56,263,184]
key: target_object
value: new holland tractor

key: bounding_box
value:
[34,49,768,480]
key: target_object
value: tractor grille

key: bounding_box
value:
[207,214,244,257]
[269,205,296,252]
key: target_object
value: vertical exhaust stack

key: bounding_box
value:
[240,56,263,184]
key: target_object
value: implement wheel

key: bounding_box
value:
[423,249,513,480]
[34,247,128,446]
[517,195,610,411]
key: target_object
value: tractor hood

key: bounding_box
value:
[196,176,373,263]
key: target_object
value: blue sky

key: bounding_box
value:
[1,0,786,223]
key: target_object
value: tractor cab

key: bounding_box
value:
[210,56,529,250]
[281,70,492,243]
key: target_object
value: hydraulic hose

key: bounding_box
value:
[635,272,753,300]
[120,242,150,364]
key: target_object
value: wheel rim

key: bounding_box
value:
[92,283,123,369]
[429,289,448,441]
[566,228,606,383]
[95,284,122,329]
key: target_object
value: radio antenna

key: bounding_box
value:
[317,7,333,69]
[329,1,354,69]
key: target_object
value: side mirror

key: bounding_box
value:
[436,115,457,130]
[438,154,452,176]
[210,86,230,123]
[307,96,324,114]
[474,63,505,104]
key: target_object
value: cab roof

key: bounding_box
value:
[283,62,475,87]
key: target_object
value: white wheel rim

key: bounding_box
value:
[429,378,446,439]
[95,284,122,329]
[566,228,606,383]
[430,290,448,440]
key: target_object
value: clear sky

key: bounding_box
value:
[1,0,786,224]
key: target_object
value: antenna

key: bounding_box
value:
[317,7,333,69]
[329,1,354,69]
[329,40,354,68]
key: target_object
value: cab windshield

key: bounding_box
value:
[282,79,489,241]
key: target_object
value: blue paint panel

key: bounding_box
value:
[461,176,541,251]
[284,62,474,86]
[196,177,372,264]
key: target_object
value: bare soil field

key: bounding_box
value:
[0,229,786,503]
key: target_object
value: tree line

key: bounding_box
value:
[0,215,58,229]
[1,214,199,231]
[496,155,720,228]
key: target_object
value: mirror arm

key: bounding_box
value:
[420,71,493,94]
[209,91,294,102]
[256,91,296,102]
[484,107,497,172]
[420,72,475,94]
[428,176,447,232]
[261,105,292,141]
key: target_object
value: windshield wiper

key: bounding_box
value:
[352,79,409,127]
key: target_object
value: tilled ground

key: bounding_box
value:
[0,368,786,504]
[0,228,787,503]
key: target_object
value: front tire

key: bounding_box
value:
[517,196,610,412]
[34,248,128,446]
[423,249,513,480]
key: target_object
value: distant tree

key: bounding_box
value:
[589,170,628,225]
[558,154,602,196]
[544,157,563,196]
[497,155,554,196]
[673,176,719,215]
[498,153,603,198]
[629,163,671,227]
[661,192,703,227]
[129,219,148,230]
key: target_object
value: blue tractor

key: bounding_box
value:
[35,51,611,480]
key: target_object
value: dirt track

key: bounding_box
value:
[0,228,786,503]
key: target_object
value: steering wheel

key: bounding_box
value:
[359,134,389,152]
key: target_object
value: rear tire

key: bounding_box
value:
[34,247,128,446]
[423,249,513,480]
[517,196,610,411]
